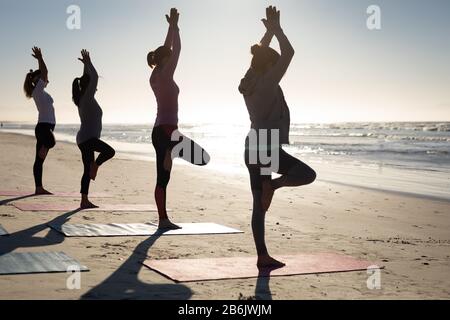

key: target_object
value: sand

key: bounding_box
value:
[0,132,449,299]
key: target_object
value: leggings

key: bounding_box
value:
[152,125,209,190]
[244,135,316,256]
[33,123,56,188]
[78,138,115,195]
[151,125,209,217]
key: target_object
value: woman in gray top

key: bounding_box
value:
[239,6,316,268]
[72,49,115,209]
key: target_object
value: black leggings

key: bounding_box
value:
[33,123,56,188]
[151,125,209,190]
[245,136,316,256]
[78,138,115,195]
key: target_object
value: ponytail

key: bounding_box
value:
[72,74,90,106]
[23,69,41,99]
[147,46,172,69]
[147,51,156,69]
[72,77,81,106]
[251,44,261,56]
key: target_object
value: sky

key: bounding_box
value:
[0,0,449,124]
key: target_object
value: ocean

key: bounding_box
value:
[1,121,449,201]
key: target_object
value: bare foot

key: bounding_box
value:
[90,162,99,180]
[35,187,53,195]
[257,255,286,269]
[158,218,181,230]
[38,146,48,160]
[261,179,275,212]
[80,199,99,209]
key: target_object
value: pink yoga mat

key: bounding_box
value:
[0,191,111,198]
[12,203,158,212]
[143,253,379,282]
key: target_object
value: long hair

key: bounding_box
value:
[72,74,90,106]
[23,69,41,99]
[147,46,172,69]
[250,44,280,73]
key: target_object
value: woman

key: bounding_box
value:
[24,47,56,195]
[148,8,209,229]
[72,49,115,209]
[239,6,316,268]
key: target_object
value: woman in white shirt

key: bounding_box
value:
[23,47,56,195]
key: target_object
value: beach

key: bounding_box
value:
[0,131,449,299]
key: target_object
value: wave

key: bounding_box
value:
[289,142,450,156]
[290,122,450,132]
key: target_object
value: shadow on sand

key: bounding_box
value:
[81,233,192,300]
[0,208,192,299]
[0,194,37,206]
[254,270,273,300]
[0,209,82,255]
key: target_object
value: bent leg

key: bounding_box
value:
[37,124,55,160]
[90,139,115,165]
[271,148,316,190]
[85,138,115,180]
[171,133,210,166]
[42,125,56,149]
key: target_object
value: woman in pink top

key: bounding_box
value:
[148,8,210,229]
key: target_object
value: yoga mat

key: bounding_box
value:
[0,191,111,198]
[49,222,243,237]
[143,253,379,282]
[12,203,158,212]
[0,251,89,275]
[0,225,8,236]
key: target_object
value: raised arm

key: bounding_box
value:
[161,8,180,77]
[163,23,174,48]
[260,30,274,47]
[31,47,48,82]
[259,7,274,47]
[78,49,99,98]
[262,6,294,85]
